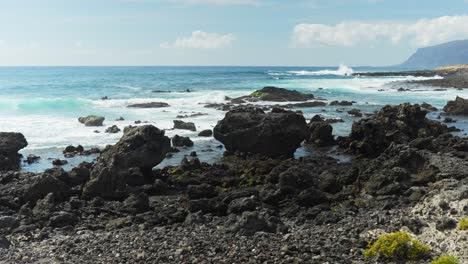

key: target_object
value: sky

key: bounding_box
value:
[1,0,468,66]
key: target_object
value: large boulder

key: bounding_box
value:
[78,115,105,126]
[82,125,171,199]
[307,115,335,147]
[340,103,455,158]
[443,96,468,115]
[213,108,308,157]
[0,132,28,171]
[232,86,314,103]
[173,120,196,131]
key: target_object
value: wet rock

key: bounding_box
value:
[330,100,354,106]
[105,125,121,133]
[232,86,314,103]
[347,109,362,117]
[443,96,468,115]
[83,125,171,199]
[171,135,194,148]
[173,120,196,131]
[421,102,437,111]
[115,116,125,121]
[52,159,68,166]
[340,103,454,157]
[198,129,213,137]
[214,107,308,157]
[176,112,207,119]
[444,117,456,123]
[25,154,40,164]
[307,115,335,147]
[0,132,28,171]
[78,115,105,126]
[127,102,170,108]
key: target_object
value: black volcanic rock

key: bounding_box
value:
[82,125,171,199]
[127,102,170,108]
[443,96,468,115]
[173,120,196,131]
[0,132,28,171]
[78,115,105,126]
[213,108,308,157]
[339,103,455,157]
[307,115,335,147]
[232,86,314,103]
[172,135,194,148]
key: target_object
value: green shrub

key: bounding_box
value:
[431,255,459,264]
[363,231,430,260]
[459,218,468,230]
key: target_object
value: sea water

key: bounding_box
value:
[0,66,466,172]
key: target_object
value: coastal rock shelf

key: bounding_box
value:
[0,101,467,263]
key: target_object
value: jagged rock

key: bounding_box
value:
[187,184,218,200]
[421,102,437,111]
[105,125,121,133]
[78,115,105,126]
[22,173,66,204]
[82,125,171,199]
[173,120,196,131]
[443,96,468,115]
[340,103,455,157]
[0,132,28,171]
[25,154,40,164]
[127,102,170,108]
[47,211,78,228]
[123,193,150,214]
[214,108,308,157]
[330,100,354,106]
[347,109,362,117]
[307,115,335,147]
[66,162,92,186]
[171,135,194,147]
[229,211,287,236]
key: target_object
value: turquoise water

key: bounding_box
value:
[0,66,466,172]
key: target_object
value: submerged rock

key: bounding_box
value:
[0,132,28,171]
[214,107,308,157]
[78,115,105,126]
[82,125,171,199]
[443,96,468,115]
[127,102,170,108]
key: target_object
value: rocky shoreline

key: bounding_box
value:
[0,87,467,263]
[354,68,468,89]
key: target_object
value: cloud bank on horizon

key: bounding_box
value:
[292,15,468,48]
[161,31,235,49]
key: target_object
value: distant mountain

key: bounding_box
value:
[400,39,468,69]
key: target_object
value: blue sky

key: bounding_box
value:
[1,0,468,66]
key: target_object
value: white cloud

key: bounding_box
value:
[167,0,260,5]
[161,30,235,49]
[292,15,468,48]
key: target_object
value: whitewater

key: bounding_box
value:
[0,66,466,172]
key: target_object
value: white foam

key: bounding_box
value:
[288,65,354,76]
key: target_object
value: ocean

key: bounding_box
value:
[0,65,466,172]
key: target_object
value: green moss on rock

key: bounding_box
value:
[363,231,430,260]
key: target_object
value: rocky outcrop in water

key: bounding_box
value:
[173,120,196,131]
[339,103,456,158]
[214,108,308,157]
[232,86,314,103]
[172,135,194,148]
[0,132,28,171]
[82,125,171,199]
[78,115,105,126]
[306,115,335,147]
[127,102,170,108]
[443,96,468,115]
